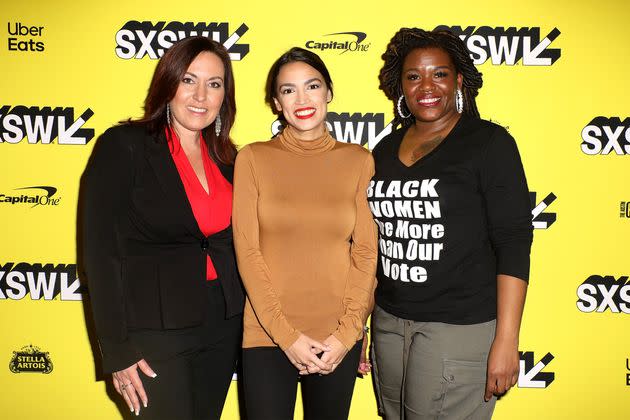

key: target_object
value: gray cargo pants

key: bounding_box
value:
[371,305,497,419]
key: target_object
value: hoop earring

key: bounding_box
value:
[166,104,171,126]
[456,89,464,114]
[215,114,222,137]
[397,95,411,119]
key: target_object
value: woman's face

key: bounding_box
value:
[169,51,225,138]
[273,61,332,141]
[401,47,463,124]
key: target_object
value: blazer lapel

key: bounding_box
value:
[145,131,204,239]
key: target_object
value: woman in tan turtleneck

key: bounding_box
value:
[233,47,377,419]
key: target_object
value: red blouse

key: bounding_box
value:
[168,129,233,280]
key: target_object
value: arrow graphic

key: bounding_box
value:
[518,351,555,388]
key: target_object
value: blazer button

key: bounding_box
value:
[200,238,209,250]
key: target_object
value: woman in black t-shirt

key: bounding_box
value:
[369,28,533,420]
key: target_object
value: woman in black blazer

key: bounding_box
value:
[81,37,244,419]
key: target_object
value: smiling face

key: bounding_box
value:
[272,61,332,141]
[169,51,225,139]
[401,47,463,125]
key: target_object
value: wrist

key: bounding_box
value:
[493,332,519,347]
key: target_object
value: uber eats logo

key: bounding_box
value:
[271,112,393,149]
[577,275,630,314]
[115,21,249,60]
[434,25,561,66]
[7,22,44,52]
[0,263,83,301]
[0,105,94,145]
[581,117,630,155]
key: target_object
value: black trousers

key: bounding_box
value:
[125,280,242,420]
[242,340,362,420]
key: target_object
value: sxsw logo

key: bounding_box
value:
[0,263,83,301]
[581,117,630,155]
[115,21,249,60]
[0,105,94,145]
[272,112,392,149]
[577,275,630,314]
[530,192,556,229]
[434,25,561,66]
[305,32,370,54]
[518,351,554,388]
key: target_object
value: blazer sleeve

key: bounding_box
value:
[332,151,378,350]
[81,126,142,373]
[232,145,301,351]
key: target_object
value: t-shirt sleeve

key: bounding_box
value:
[232,145,301,351]
[332,151,378,349]
[480,127,533,282]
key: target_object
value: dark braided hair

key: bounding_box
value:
[379,28,483,128]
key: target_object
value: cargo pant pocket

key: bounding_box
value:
[436,359,488,419]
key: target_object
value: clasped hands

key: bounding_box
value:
[284,334,348,376]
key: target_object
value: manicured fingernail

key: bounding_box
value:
[151,373,157,378]
[143,401,147,408]
[135,409,139,416]
[130,407,134,412]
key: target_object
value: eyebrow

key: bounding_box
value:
[278,77,322,89]
[184,72,224,82]
[404,65,451,72]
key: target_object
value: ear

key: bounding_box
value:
[273,97,282,112]
[326,89,332,103]
[457,73,463,90]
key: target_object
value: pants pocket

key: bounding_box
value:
[437,359,490,420]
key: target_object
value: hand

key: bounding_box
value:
[484,337,519,401]
[112,359,157,415]
[317,335,349,375]
[284,334,331,375]
[357,332,371,376]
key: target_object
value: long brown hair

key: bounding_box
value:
[133,36,237,164]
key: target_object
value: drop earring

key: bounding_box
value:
[166,104,171,126]
[215,114,221,137]
[456,89,464,114]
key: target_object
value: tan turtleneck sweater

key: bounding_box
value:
[233,126,377,350]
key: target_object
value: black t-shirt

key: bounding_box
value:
[368,115,533,324]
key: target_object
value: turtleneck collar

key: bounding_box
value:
[277,124,336,156]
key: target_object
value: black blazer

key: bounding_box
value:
[81,124,244,373]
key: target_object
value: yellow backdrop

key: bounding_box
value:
[1,0,629,418]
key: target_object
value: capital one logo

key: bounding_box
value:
[305,32,370,54]
[115,21,249,60]
[581,117,630,155]
[434,25,561,66]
